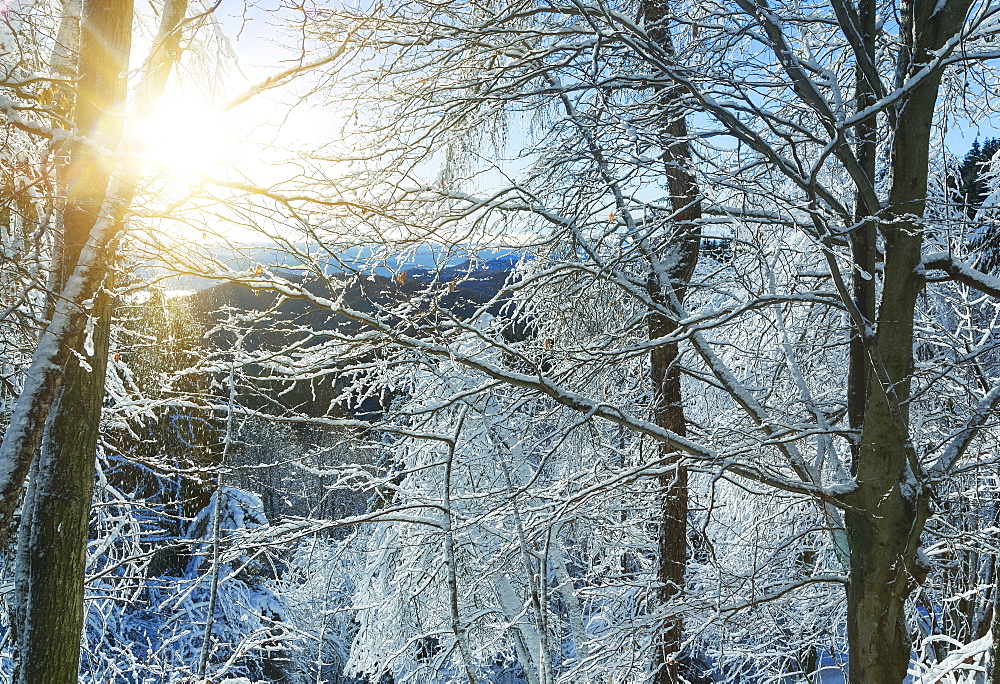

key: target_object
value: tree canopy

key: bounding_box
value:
[4,1,1000,683]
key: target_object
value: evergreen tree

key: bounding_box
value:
[961,138,1000,272]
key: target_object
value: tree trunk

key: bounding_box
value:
[844,2,972,682]
[641,4,702,682]
[649,322,689,684]
[13,0,132,679]
[847,0,877,474]
[990,551,1000,684]
[15,299,111,683]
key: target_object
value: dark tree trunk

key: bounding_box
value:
[641,4,702,682]
[991,551,1000,684]
[843,2,972,682]
[847,0,877,474]
[13,0,132,679]
[649,319,690,684]
[15,300,111,683]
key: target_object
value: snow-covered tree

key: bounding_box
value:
[214,1,1000,682]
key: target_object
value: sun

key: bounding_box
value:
[135,94,234,176]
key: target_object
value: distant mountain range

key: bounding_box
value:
[181,248,524,419]
[155,243,525,291]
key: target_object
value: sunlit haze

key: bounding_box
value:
[135,94,234,176]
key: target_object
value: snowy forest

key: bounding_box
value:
[6,0,1000,682]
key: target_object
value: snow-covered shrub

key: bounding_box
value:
[74,482,292,683]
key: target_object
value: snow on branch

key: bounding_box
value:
[922,252,1000,299]
[929,379,1000,476]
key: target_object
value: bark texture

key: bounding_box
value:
[843,1,973,682]
[14,0,132,679]
[847,0,877,474]
[641,3,702,682]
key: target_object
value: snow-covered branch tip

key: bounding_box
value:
[922,252,1000,299]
